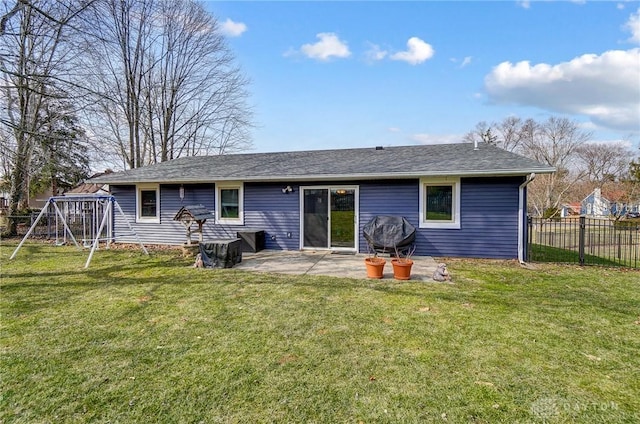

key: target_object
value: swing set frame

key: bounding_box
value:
[10,195,148,268]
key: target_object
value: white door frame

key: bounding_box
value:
[299,185,359,252]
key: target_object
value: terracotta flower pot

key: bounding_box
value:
[391,258,413,280]
[364,257,386,279]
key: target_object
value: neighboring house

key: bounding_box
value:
[581,188,610,217]
[2,187,64,210]
[560,202,581,218]
[581,188,640,218]
[2,182,106,212]
[64,172,111,196]
[88,143,554,260]
[30,188,56,210]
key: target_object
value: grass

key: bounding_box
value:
[530,243,639,268]
[330,210,355,246]
[528,218,639,269]
[2,241,639,423]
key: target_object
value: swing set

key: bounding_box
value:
[10,195,148,268]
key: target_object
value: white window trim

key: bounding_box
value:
[216,182,244,225]
[136,183,160,223]
[419,177,461,229]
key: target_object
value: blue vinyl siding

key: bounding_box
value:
[359,179,418,255]
[111,176,524,258]
[207,182,300,250]
[444,177,522,258]
[111,184,217,244]
[358,177,523,259]
[111,182,300,248]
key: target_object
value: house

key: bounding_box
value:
[64,171,111,196]
[581,188,640,218]
[560,202,581,218]
[87,143,554,260]
[0,187,55,210]
[581,188,610,217]
[29,188,56,210]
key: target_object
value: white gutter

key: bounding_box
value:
[518,173,536,264]
[89,168,555,185]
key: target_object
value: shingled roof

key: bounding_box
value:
[88,143,555,184]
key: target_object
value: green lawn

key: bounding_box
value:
[530,243,640,268]
[2,241,639,423]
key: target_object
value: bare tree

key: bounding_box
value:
[0,0,91,234]
[462,116,526,153]
[81,0,252,170]
[575,141,633,183]
[521,117,592,217]
[631,155,640,182]
[462,121,492,145]
[493,116,527,153]
[465,116,592,217]
[79,0,155,169]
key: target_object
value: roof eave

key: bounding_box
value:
[88,167,555,185]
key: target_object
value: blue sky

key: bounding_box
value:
[207,1,640,153]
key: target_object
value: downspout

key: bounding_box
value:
[518,173,536,264]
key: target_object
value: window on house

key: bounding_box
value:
[216,183,243,224]
[419,178,460,229]
[136,184,160,223]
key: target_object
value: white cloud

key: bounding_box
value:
[220,18,247,37]
[460,56,473,68]
[387,127,401,133]
[624,7,640,44]
[390,37,435,65]
[517,1,531,9]
[300,33,351,61]
[410,133,464,145]
[450,56,472,68]
[364,43,388,62]
[484,49,640,132]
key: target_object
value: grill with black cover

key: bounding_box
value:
[362,215,416,254]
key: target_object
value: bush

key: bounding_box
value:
[542,208,561,220]
[613,217,640,230]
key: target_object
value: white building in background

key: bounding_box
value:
[581,188,610,217]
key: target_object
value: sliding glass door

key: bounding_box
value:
[302,186,357,250]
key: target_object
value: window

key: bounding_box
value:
[136,184,160,223]
[419,177,460,229]
[216,182,243,224]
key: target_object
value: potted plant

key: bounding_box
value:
[391,245,415,280]
[364,245,386,279]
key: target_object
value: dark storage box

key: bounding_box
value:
[236,230,265,253]
[199,239,242,268]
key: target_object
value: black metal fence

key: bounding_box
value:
[527,216,640,269]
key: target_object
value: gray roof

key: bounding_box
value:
[88,143,555,184]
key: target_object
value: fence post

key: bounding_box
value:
[579,216,586,266]
[618,233,622,260]
[526,216,532,261]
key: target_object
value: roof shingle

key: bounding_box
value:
[88,143,555,184]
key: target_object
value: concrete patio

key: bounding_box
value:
[234,250,440,281]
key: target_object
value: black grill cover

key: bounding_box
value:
[199,239,242,268]
[363,216,416,253]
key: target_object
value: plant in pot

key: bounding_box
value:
[364,244,386,279]
[391,245,415,280]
